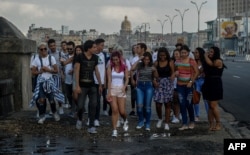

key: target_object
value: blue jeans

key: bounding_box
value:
[136,81,154,128]
[36,82,56,116]
[177,85,195,125]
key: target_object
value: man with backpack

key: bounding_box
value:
[30,43,65,124]
[48,39,65,114]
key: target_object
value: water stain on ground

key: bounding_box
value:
[0,111,229,154]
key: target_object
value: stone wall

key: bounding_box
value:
[0,17,36,114]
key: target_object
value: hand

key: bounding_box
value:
[187,82,192,88]
[122,86,126,95]
[99,85,103,94]
[153,80,159,88]
[175,71,179,77]
[131,80,136,87]
[139,56,144,60]
[75,85,81,94]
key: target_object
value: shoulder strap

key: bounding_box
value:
[49,55,52,66]
[59,51,61,58]
[39,56,43,67]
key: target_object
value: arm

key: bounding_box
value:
[95,66,103,94]
[204,52,223,68]
[74,62,81,93]
[122,68,129,93]
[169,60,175,81]
[187,60,199,88]
[62,56,73,66]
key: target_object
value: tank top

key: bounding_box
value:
[157,61,171,78]
[111,68,124,86]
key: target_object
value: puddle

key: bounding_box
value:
[0,132,155,154]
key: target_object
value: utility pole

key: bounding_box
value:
[157,19,167,45]
[165,14,178,45]
[142,23,150,44]
[175,9,189,34]
[191,1,207,47]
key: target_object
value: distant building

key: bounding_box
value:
[218,0,250,18]
[61,25,69,35]
[119,16,132,50]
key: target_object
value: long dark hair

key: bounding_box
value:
[157,47,170,62]
[139,52,153,69]
[195,47,205,66]
[210,46,227,69]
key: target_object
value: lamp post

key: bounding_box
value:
[191,0,207,47]
[175,9,189,34]
[157,19,167,45]
[141,23,150,44]
[165,14,177,45]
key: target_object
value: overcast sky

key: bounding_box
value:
[0,0,217,36]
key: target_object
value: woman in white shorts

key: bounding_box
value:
[107,51,129,137]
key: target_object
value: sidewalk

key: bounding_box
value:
[0,88,237,154]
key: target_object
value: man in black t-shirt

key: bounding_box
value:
[74,40,102,133]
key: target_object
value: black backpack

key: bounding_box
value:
[31,55,52,92]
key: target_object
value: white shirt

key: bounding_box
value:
[64,55,74,84]
[131,55,139,65]
[31,55,56,79]
[152,51,158,63]
[111,68,124,87]
[94,52,106,84]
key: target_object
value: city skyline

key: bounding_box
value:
[0,0,217,35]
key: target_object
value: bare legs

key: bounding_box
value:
[111,96,127,130]
[208,100,221,131]
[155,102,171,124]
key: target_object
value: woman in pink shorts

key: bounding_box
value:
[107,51,129,137]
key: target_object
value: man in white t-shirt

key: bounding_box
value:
[91,38,107,126]
[31,43,64,124]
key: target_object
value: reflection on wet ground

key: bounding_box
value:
[0,131,172,154]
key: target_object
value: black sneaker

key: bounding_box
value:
[129,111,136,116]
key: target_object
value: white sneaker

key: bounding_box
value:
[112,130,118,137]
[76,120,82,130]
[63,103,71,109]
[36,111,39,118]
[94,119,100,127]
[116,120,121,127]
[171,116,180,124]
[123,120,129,131]
[54,113,60,121]
[156,119,163,128]
[86,118,89,126]
[164,123,170,130]
[103,110,109,116]
[59,107,64,115]
[38,116,46,124]
[87,127,97,134]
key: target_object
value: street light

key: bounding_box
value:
[175,8,189,34]
[165,15,177,35]
[165,14,177,45]
[141,23,150,44]
[191,0,207,46]
[157,19,167,45]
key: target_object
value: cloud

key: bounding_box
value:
[100,6,150,22]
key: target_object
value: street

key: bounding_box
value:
[221,59,250,124]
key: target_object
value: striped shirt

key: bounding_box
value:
[175,58,196,85]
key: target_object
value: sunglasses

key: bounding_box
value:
[67,48,73,51]
[40,48,47,51]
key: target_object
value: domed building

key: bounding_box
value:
[120,16,132,35]
[119,16,132,50]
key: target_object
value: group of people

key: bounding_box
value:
[30,38,226,137]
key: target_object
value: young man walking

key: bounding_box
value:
[74,40,102,133]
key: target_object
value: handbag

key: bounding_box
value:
[192,90,200,104]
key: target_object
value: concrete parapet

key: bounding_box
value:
[0,16,36,112]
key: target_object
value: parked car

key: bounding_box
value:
[225,50,236,57]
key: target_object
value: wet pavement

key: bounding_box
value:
[0,90,239,155]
